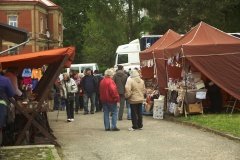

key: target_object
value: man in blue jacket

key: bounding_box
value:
[82,68,98,114]
[0,62,15,145]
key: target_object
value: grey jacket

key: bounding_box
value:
[60,78,78,99]
[113,70,128,95]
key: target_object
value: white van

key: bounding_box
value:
[114,39,141,71]
[67,63,99,74]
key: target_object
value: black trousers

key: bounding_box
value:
[130,103,143,129]
[79,96,84,109]
[95,94,102,111]
[75,94,80,112]
[65,99,74,119]
[209,92,222,113]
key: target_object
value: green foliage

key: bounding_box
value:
[51,0,91,63]
[140,0,240,34]
[178,114,240,137]
[82,0,128,67]
[0,147,55,159]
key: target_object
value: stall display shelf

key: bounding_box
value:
[165,88,205,117]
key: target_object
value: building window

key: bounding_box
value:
[9,16,18,27]
[8,46,18,55]
[40,17,43,33]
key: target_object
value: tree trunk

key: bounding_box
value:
[128,0,133,41]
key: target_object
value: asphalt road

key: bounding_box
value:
[49,110,240,160]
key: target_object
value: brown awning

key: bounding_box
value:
[0,47,75,69]
[0,22,29,44]
[164,22,240,100]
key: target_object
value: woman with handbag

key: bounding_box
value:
[60,73,78,122]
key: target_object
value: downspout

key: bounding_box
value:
[0,37,30,55]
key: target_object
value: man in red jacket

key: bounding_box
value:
[100,69,120,131]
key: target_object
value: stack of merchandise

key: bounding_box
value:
[153,97,164,119]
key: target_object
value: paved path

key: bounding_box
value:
[49,110,240,160]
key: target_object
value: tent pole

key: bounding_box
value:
[182,55,190,119]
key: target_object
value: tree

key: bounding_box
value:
[82,0,128,67]
[139,0,240,34]
[51,0,90,63]
[52,0,240,68]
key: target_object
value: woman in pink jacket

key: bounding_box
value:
[100,69,120,131]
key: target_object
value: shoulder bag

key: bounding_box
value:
[64,81,75,101]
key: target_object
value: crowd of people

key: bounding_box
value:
[56,65,146,131]
[0,62,146,142]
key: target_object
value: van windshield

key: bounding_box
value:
[70,67,80,73]
[118,54,128,64]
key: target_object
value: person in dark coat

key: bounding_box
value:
[93,70,103,112]
[82,68,99,114]
[113,65,128,120]
[0,62,15,145]
[205,78,222,113]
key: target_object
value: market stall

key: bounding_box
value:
[140,30,181,116]
[153,30,181,95]
[163,22,240,116]
[0,46,75,146]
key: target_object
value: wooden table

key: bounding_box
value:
[11,98,58,146]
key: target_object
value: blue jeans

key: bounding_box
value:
[126,99,131,119]
[61,98,66,110]
[103,103,118,129]
[83,92,96,112]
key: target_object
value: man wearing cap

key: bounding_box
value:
[82,68,98,114]
[113,65,128,120]
[0,62,15,145]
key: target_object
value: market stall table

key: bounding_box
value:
[0,47,75,146]
[165,88,205,117]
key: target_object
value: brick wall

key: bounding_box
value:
[18,10,32,32]
[0,1,63,53]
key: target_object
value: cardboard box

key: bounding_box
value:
[190,72,201,78]
[188,103,202,113]
[154,99,164,109]
[195,80,205,89]
[153,107,164,119]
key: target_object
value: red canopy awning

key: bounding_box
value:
[139,29,181,61]
[0,46,75,69]
[152,30,181,94]
[164,22,240,99]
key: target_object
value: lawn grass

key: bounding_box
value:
[0,147,55,160]
[178,114,240,137]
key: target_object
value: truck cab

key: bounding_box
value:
[114,39,140,71]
